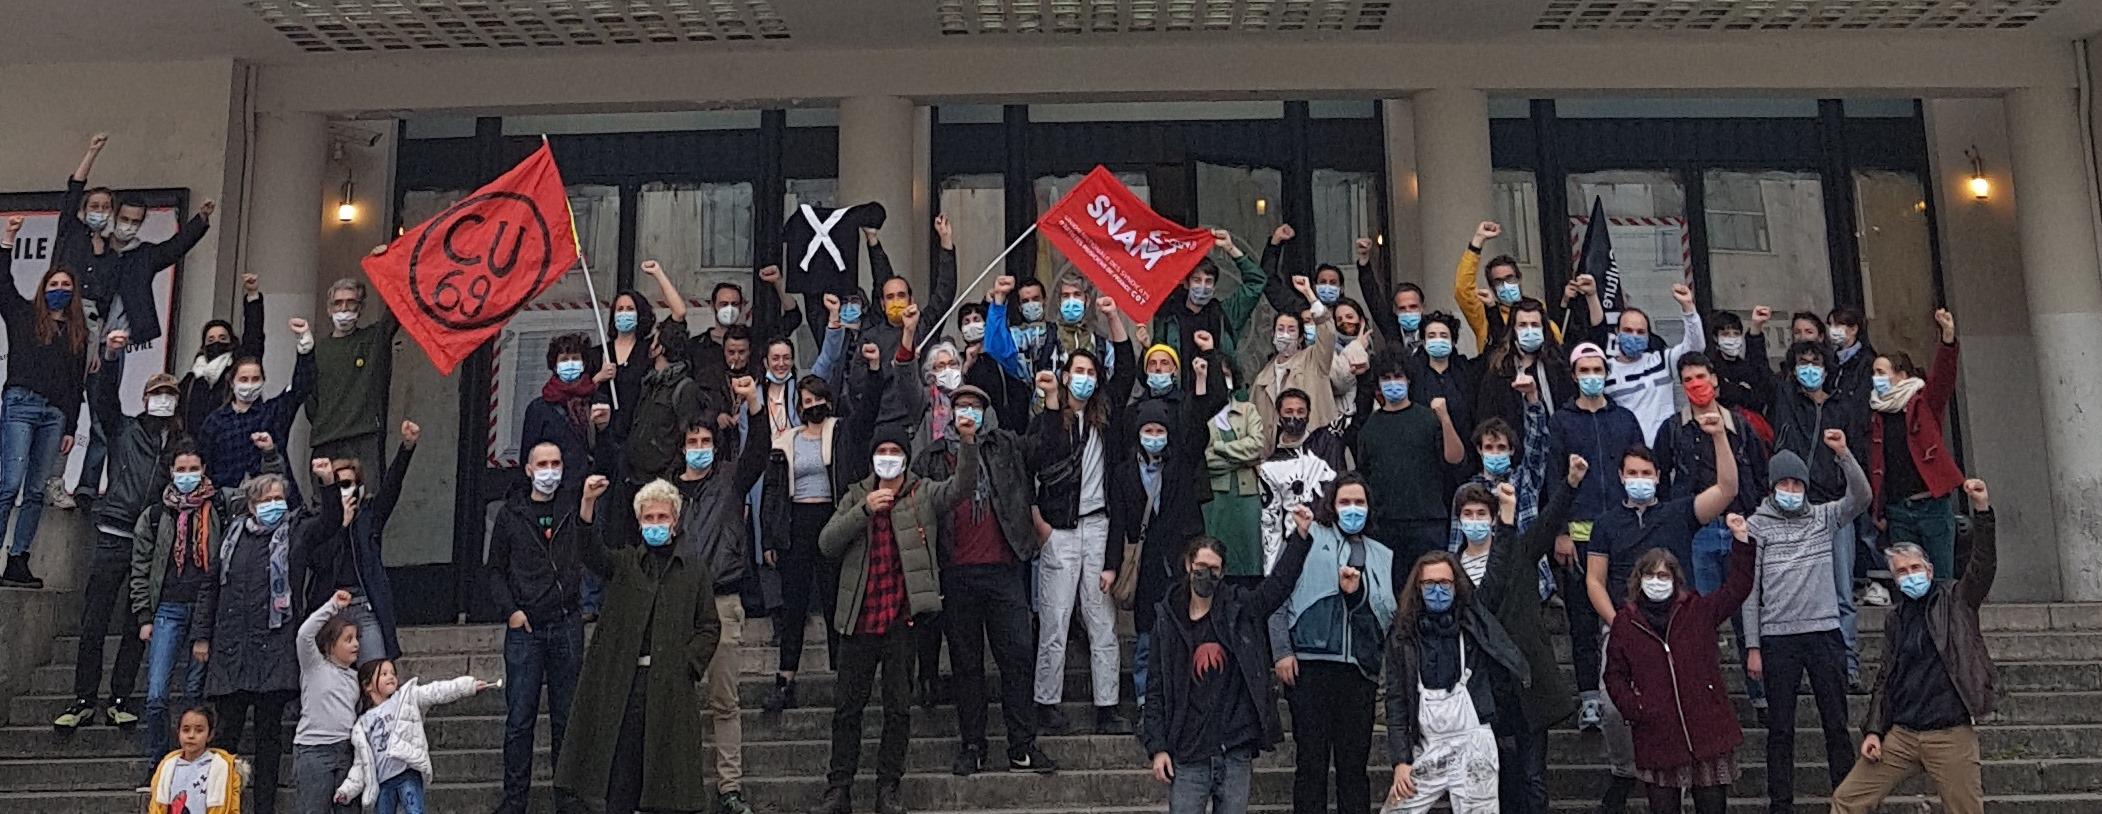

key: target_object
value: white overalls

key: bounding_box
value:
[1382,635,1500,814]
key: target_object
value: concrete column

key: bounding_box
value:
[838,96,925,295]
[1381,98,1425,297]
[1410,89,1494,353]
[2005,87,2102,600]
[240,111,327,454]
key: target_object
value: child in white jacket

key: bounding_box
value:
[333,658,491,813]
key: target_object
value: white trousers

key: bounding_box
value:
[1033,514,1119,705]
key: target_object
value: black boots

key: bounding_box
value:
[2,554,42,588]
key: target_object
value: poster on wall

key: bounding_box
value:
[0,192,183,493]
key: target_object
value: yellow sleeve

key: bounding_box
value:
[1454,246,1488,349]
[146,757,170,814]
[221,750,244,814]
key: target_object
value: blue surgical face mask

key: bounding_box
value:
[1774,488,1806,512]
[555,360,585,383]
[613,311,639,333]
[172,472,202,494]
[1424,337,1453,359]
[1139,432,1168,456]
[1494,280,1522,306]
[84,211,110,230]
[1577,374,1606,397]
[1421,583,1455,613]
[1623,477,1658,503]
[1459,518,1492,542]
[1067,372,1097,401]
[1380,380,1408,404]
[1337,505,1368,535]
[1019,301,1045,323]
[1397,312,1422,333]
[44,290,72,311]
[839,303,864,324]
[1897,572,1932,600]
[953,406,983,429]
[1314,283,1341,305]
[1795,363,1826,391]
[1616,332,1648,359]
[1871,374,1892,395]
[1146,371,1175,394]
[1481,452,1512,476]
[685,447,715,471]
[641,523,674,547]
[1059,297,1086,325]
[1515,326,1544,353]
[1187,284,1215,306]
[1302,325,1318,348]
[254,499,288,527]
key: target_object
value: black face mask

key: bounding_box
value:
[1279,416,1309,437]
[802,403,832,423]
[203,340,234,358]
[1189,567,1223,598]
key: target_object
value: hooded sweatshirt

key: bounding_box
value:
[1741,448,1869,648]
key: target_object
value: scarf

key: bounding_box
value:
[191,353,233,386]
[1639,596,1675,637]
[1417,610,1462,690]
[1869,376,1926,414]
[1054,324,1095,361]
[925,385,952,444]
[220,515,295,629]
[162,482,219,576]
[541,375,599,437]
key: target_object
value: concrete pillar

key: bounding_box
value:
[2005,87,2102,600]
[838,96,925,295]
[1381,98,1425,297]
[240,111,327,455]
[1410,89,1494,353]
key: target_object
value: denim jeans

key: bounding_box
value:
[0,386,67,556]
[76,353,121,496]
[142,602,206,759]
[1831,521,1861,679]
[1168,747,1255,814]
[376,769,428,814]
[500,613,584,811]
[1133,631,1152,712]
[292,740,357,813]
[1690,519,1763,706]
[1885,494,1958,578]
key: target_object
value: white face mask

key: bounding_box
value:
[531,467,563,495]
[330,310,359,332]
[961,322,986,342]
[716,305,742,326]
[934,367,963,391]
[1716,334,1745,358]
[1641,576,1675,602]
[233,381,264,403]
[872,454,906,481]
[145,394,178,417]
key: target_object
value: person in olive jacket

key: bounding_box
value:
[128,441,231,760]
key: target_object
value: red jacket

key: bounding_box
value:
[1867,339,1964,519]
[1603,537,1753,772]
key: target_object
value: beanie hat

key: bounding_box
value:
[1768,449,1809,490]
[872,423,914,455]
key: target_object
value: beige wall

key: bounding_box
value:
[1924,97,2058,600]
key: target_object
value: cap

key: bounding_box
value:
[144,373,180,395]
[1568,342,1606,367]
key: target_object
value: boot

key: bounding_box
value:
[1037,703,1071,736]
[763,676,798,713]
[810,786,851,814]
[1093,704,1132,735]
[951,743,984,777]
[875,781,907,814]
[1,554,43,589]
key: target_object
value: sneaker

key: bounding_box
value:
[875,781,907,814]
[762,678,798,714]
[951,743,985,776]
[45,479,74,509]
[1007,747,1058,774]
[716,791,754,814]
[1093,705,1133,735]
[2,555,44,589]
[810,786,851,814]
[52,699,96,730]
[1861,582,1892,607]
[105,698,139,728]
[1578,697,1603,732]
[1037,703,1071,736]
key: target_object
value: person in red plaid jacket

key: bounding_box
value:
[813,417,982,814]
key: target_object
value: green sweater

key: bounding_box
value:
[307,311,400,446]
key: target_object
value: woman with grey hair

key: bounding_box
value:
[198,436,326,814]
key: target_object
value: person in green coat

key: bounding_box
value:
[1202,370,1269,583]
[1148,228,1268,383]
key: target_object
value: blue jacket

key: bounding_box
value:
[1547,398,1646,522]
[1268,524,1395,680]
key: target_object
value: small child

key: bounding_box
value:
[147,706,243,814]
[296,590,364,813]
[334,658,491,813]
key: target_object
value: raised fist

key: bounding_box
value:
[641,260,663,277]
[105,330,129,352]
[309,457,332,481]
[934,214,954,245]
[1751,305,1773,328]
[89,133,109,150]
[1193,330,1215,352]
[1474,221,1502,242]
[1353,237,1373,264]
[401,420,421,446]
[1567,455,1590,486]
[1726,513,1750,539]
[582,475,610,500]
[1496,481,1517,506]
[1096,296,1117,316]
[243,273,260,295]
[1698,412,1725,436]
[758,264,782,285]
[251,432,277,452]
[198,200,217,219]
[288,317,310,335]
[1823,429,1847,452]
[1671,283,1695,307]
[1963,478,1990,510]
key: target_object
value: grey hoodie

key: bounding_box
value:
[1740,450,1869,648]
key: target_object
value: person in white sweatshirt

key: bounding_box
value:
[1599,282,1704,442]
[296,589,364,814]
[334,658,492,813]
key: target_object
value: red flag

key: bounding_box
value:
[1035,166,1213,324]
[363,143,578,375]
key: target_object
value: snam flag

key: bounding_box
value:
[1035,166,1213,324]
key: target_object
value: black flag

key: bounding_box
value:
[1577,196,1623,313]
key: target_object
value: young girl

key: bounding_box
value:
[334,660,491,813]
[147,706,243,814]
[297,589,364,814]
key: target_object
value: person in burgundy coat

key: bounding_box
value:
[1867,308,1965,579]
[1602,512,1756,814]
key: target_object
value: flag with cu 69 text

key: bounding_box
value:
[362,143,578,375]
[1035,166,1213,324]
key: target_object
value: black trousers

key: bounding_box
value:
[945,562,1037,759]
[1560,563,1601,693]
[1288,660,1377,814]
[1499,714,1550,814]
[776,502,840,673]
[605,667,649,814]
[210,689,292,814]
[1645,783,1727,814]
[1762,629,1855,812]
[828,625,914,788]
[73,532,144,702]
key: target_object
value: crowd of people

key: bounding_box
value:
[9,135,2007,814]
